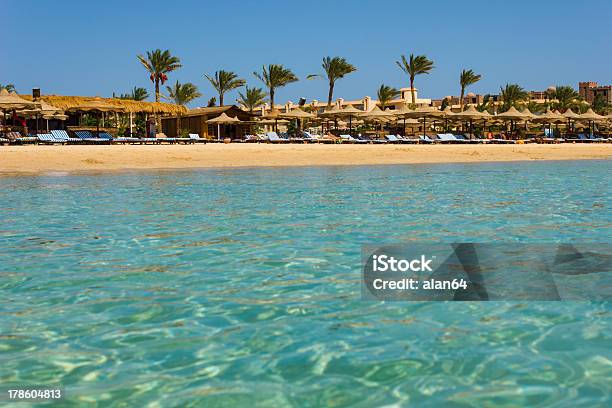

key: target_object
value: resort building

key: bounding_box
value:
[579,81,612,104]
[245,87,432,116]
[161,105,253,138]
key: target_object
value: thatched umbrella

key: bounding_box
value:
[579,108,605,136]
[402,106,444,137]
[0,90,39,133]
[18,99,64,133]
[452,105,491,137]
[0,90,39,110]
[496,106,531,137]
[393,104,415,135]
[360,106,395,136]
[207,112,241,140]
[337,104,363,136]
[280,108,315,135]
[533,108,564,137]
[561,108,581,133]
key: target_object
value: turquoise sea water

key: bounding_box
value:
[0,160,610,407]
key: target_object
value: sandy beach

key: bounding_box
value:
[0,143,610,175]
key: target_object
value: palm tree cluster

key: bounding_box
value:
[118,86,149,101]
[131,48,601,118]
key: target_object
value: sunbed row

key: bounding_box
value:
[1,130,207,145]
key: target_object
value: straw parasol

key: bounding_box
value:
[18,100,64,134]
[579,108,605,136]
[496,106,528,120]
[533,108,565,137]
[0,89,39,110]
[281,107,315,119]
[337,104,363,135]
[495,106,533,137]
[359,106,395,137]
[207,112,241,140]
[281,108,316,135]
[451,106,492,138]
[401,106,444,137]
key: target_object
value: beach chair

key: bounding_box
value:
[397,135,419,143]
[51,130,81,144]
[74,130,106,144]
[587,134,607,142]
[0,135,9,145]
[384,134,401,144]
[265,132,289,143]
[37,133,64,144]
[189,133,206,143]
[243,134,261,143]
[302,132,320,143]
[5,131,34,144]
[358,134,386,144]
[419,135,434,143]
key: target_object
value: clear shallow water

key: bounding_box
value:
[0,160,610,407]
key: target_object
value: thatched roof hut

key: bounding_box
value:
[20,95,186,114]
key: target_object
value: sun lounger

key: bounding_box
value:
[384,134,401,144]
[6,131,36,144]
[0,135,9,145]
[419,135,434,143]
[358,134,386,144]
[587,134,607,142]
[74,130,108,144]
[302,131,321,143]
[266,132,290,143]
[37,133,64,144]
[244,134,261,143]
[51,129,81,144]
[188,133,206,143]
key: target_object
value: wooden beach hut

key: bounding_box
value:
[161,105,254,139]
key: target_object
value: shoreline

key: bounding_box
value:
[0,144,610,176]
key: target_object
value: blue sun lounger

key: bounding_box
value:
[51,130,81,144]
[37,133,64,144]
[74,130,108,143]
[419,135,434,143]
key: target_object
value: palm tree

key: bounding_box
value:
[459,69,482,111]
[237,86,267,113]
[377,84,400,109]
[204,70,246,106]
[552,85,579,111]
[119,86,149,101]
[137,49,182,103]
[0,83,15,92]
[253,64,298,112]
[165,81,202,135]
[396,54,434,104]
[137,49,181,127]
[307,56,357,107]
[500,83,528,111]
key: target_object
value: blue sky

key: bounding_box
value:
[2,0,610,107]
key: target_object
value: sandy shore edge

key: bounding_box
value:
[0,144,610,176]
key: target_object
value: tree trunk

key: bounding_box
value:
[219,93,224,107]
[269,88,274,112]
[154,79,161,133]
[177,114,181,136]
[327,82,334,107]
[460,87,465,111]
[410,77,415,105]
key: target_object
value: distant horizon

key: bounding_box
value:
[2,0,610,107]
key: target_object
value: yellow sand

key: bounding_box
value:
[0,144,610,175]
